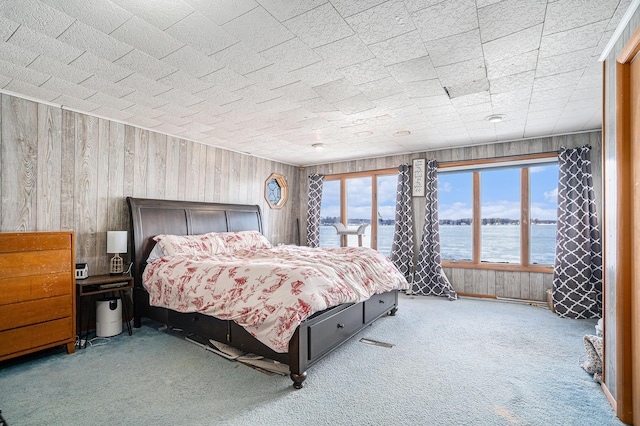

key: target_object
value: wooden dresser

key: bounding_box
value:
[0,232,76,361]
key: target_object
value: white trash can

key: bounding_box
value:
[96,297,122,337]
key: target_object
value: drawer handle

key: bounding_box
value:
[337,323,345,329]
[378,299,385,304]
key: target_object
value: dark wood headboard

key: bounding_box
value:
[127,197,263,289]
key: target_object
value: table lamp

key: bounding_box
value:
[107,231,127,275]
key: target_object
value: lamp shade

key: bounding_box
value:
[107,231,127,254]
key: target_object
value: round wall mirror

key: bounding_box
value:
[264,173,288,209]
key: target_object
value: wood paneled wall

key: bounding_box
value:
[299,132,603,302]
[0,93,300,275]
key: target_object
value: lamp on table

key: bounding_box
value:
[107,231,127,275]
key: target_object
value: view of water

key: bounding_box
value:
[319,224,556,265]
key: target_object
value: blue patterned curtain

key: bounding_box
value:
[390,164,413,280]
[552,146,602,319]
[306,174,324,248]
[412,160,457,300]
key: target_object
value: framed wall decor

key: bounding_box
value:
[412,158,426,197]
[264,173,288,209]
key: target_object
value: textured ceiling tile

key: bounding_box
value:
[28,55,92,84]
[80,75,134,99]
[313,78,362,103]
[123,103,166,119]
[539,20,608,58]
[117,73,172,97]
[161,45,224,78]
[485,50,538,79]
[411,94,450,108]
[0,16,20,41]
[85,91,134,111]
[4,79,59,101]
[535,48,593,78]
[158,70,213,95]
[425,29,482,68]
[314,35,375,69]
[155,88,206,108]
[69,52,133,82]
[299,96,339,113]
[165,12,237,56]
[183,0,257,26]
[289,60,343,87]
[58,21,132,62]
[544,0,619,35]
[330,0,387,18]
[0,0,74,38]
[210,42,272,75]
[154,102,199,118]
[337,58,390,85]
[126,115,163,129]
[412,0,478,42]
[0,58,49,86]
[491,88,531,111]
[533,69,583,92]
[358,76,403,100]
[223,6,294,52]
[40,0,132,34]
[261,38,322,72]
[55,95,104,112]
[244,64,299,90]
[196,86,243,107]
[528,97,569,112]
[345,0,415,45]
[387,56,438,83]
[110,17,185,59]
[478,0,546,43]
[115,49,178,81]
[482,24,542,64]
[79,103,131,119]
[435,57,485,87]
[41,77,96,100]
[490,70,534,94]
[372,92,413,109]
[368,30,428,66]
[8,25,83,64]
[272,80,319,102]
[111,0,194,30]
[530,85,575,103]
[450,91,492,107]
[0,41,38,66]
[259,0,325,21]
[284,3,354,49]
[232,84,280,105]
[198,66,252,92]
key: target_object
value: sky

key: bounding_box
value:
[320,163,559,223]
[439,163,559,221]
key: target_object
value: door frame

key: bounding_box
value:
[614,24,640,425]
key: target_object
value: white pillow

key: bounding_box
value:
[146,242,166,263]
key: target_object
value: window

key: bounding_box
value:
[319,169,397,256]
[438,154,557,271]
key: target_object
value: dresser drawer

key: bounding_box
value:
[308,304,362,360]
[0,295,72,332]
[0,317,73,360]
[0,273,71,306]
[364,291,397,324]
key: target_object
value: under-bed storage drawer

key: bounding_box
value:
[308,304,362,360]
[364,291,397,324]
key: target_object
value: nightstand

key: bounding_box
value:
[76,274,134,349]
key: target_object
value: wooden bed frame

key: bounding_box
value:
[127,197,399,389]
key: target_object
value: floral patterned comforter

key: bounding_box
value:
[143,245,409,353]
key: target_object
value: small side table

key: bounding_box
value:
[76,274,134,349]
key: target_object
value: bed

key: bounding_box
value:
[127,197,407,388]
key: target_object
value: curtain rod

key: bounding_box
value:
[435,151,559,169]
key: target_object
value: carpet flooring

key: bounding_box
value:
[0,295,623,425]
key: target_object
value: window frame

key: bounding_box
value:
[439,153,557,273]
[323,168,397,251]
